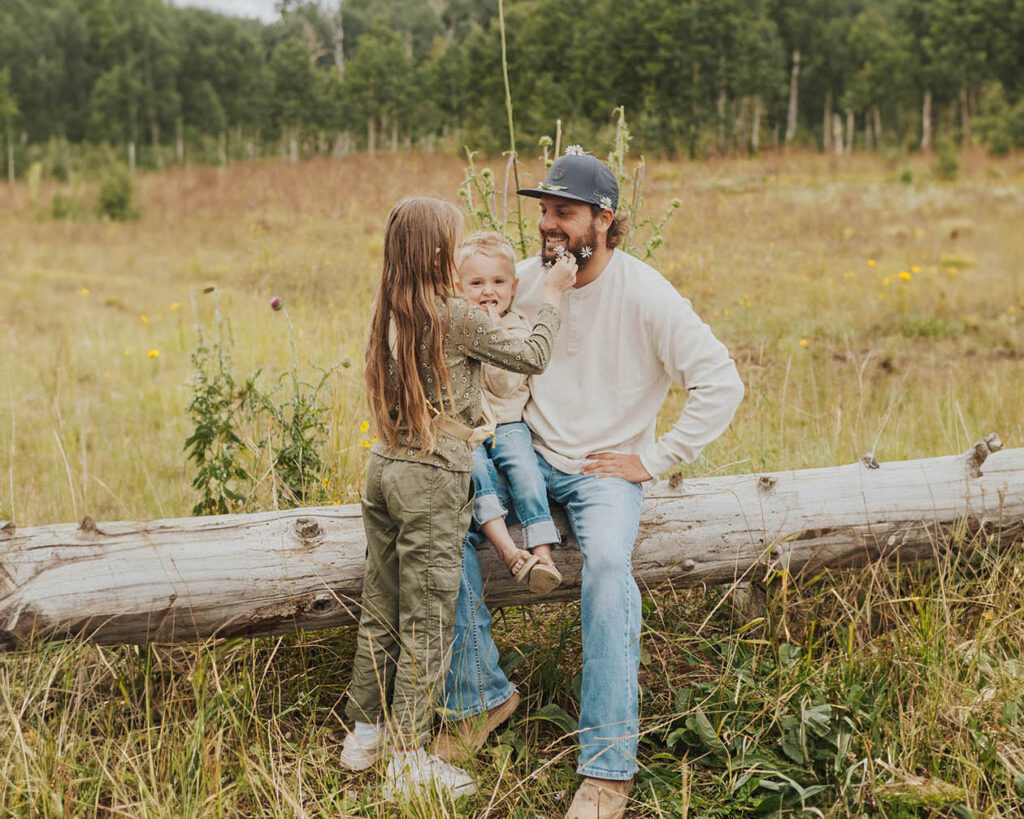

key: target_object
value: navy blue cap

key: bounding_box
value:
[518,149,619,212]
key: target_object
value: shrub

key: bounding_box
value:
[97,163,140,221]
[933,138,959,182]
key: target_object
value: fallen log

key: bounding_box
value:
[1,438,1021,648]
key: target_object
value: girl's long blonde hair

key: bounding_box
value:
[365,196,462,453]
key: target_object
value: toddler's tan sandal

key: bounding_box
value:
[527,561,562,595]
[564,777,633,819]
[510,551,540,584]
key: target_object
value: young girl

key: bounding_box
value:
[341,196,576,800]
[458,232,563,594]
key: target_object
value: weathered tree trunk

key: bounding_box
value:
[785,49,800,145]
[6,130,12,182]
[845,108,854,154]
[128,141,136,173]
[333,1,345,76]
[823,91,832,152]
[1,441,1020,649]
[717,89,727,154]
[872,104,882,148]
[921,89,933,151]
[289,128,298,164]
[367,115,375,156]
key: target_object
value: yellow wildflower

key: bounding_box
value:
[799,338,808,348]
[147,349,160,358]
[80,288,90,296]
[868,259,877,267]
[360,421,370,432]
[347,348,356,356]
[910,265,921,273]
[360,440,372,449]
[883,277,892,287]
[899,271,912,281]
[170,302,181,311]
[140,314,149,324]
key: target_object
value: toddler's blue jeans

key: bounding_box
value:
[469,421,560,549]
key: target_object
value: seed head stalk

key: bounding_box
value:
[498,0,527,257]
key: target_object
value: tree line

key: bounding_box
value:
[1,0,1023,180]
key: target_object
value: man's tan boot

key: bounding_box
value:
[564,777,633,819]
[430,690,520,764]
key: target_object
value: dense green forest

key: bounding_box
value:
[1,0,1024,178]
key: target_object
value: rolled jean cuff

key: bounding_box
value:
[472,493,507,527]
[523,519,560,550]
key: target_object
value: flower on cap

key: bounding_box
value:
[599,196,614,211]
[580,246,593,259]
[565,144,585,156]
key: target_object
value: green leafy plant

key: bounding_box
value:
[185,292,336,515]
[97,162,141,221]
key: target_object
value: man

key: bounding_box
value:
[434,149,744,818]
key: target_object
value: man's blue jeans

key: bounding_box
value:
[470,422,560,549]
[443,453,645,781]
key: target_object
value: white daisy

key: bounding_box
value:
[580,245,593,259]
[599,196,614,211]
[565,144,585,156]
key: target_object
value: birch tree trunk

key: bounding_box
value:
[845,108,854,154]
[959,84,971,145]
[128,141,136,173]
[921,89,933,151]
[751,96,762,155]
[872,104,882,148]
[176,117,185,165]
[1,441,1019,649]
[785,49,800,145]
[832,113,844,156]
[367,115,375,156]
[6,131,12,182]
[823,91,832,152]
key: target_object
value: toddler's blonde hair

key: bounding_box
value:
[457,231,516,275]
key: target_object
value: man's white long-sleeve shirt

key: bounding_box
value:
[513,249,744,477]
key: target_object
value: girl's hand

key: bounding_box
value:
[484,303,502,324]
[542,254,578,301]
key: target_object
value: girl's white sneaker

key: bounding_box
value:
[340,722,385,771]
[382,747,476,801]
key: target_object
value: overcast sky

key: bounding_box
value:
[174,0,281,22]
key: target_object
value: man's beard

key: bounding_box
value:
[540,220,599,270]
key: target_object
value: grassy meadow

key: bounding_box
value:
[1,148,1024,816]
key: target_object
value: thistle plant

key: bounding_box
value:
[185,291,336,515]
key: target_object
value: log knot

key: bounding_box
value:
[668,472,684,490]
[861,452,880,470]
[966,432,1003,478]
[0,520,14,537]
[295,518,323,540]
[757,475,777,493]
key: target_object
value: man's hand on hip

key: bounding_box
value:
[581,452,653,482]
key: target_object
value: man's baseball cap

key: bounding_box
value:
[518,147,619,212]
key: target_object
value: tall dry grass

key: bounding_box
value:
[1,148,1023,815]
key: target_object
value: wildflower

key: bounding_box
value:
[147,349,159,358]
[554,246,569,259]
[270,296,283,311]
[868,259,877,267]
[80,288,90,296]
[124,348,132,356]
[599,196,613,211]
[910,265,921,273]
[140,314,149,324]
[360,440,372,449]
[565,144,585,156]
[170,302,181,311]
[580,246,593,259]
[883,277,892,287]
[799,338,808,348]
[360,421,370,432]
[899,271,912,281]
